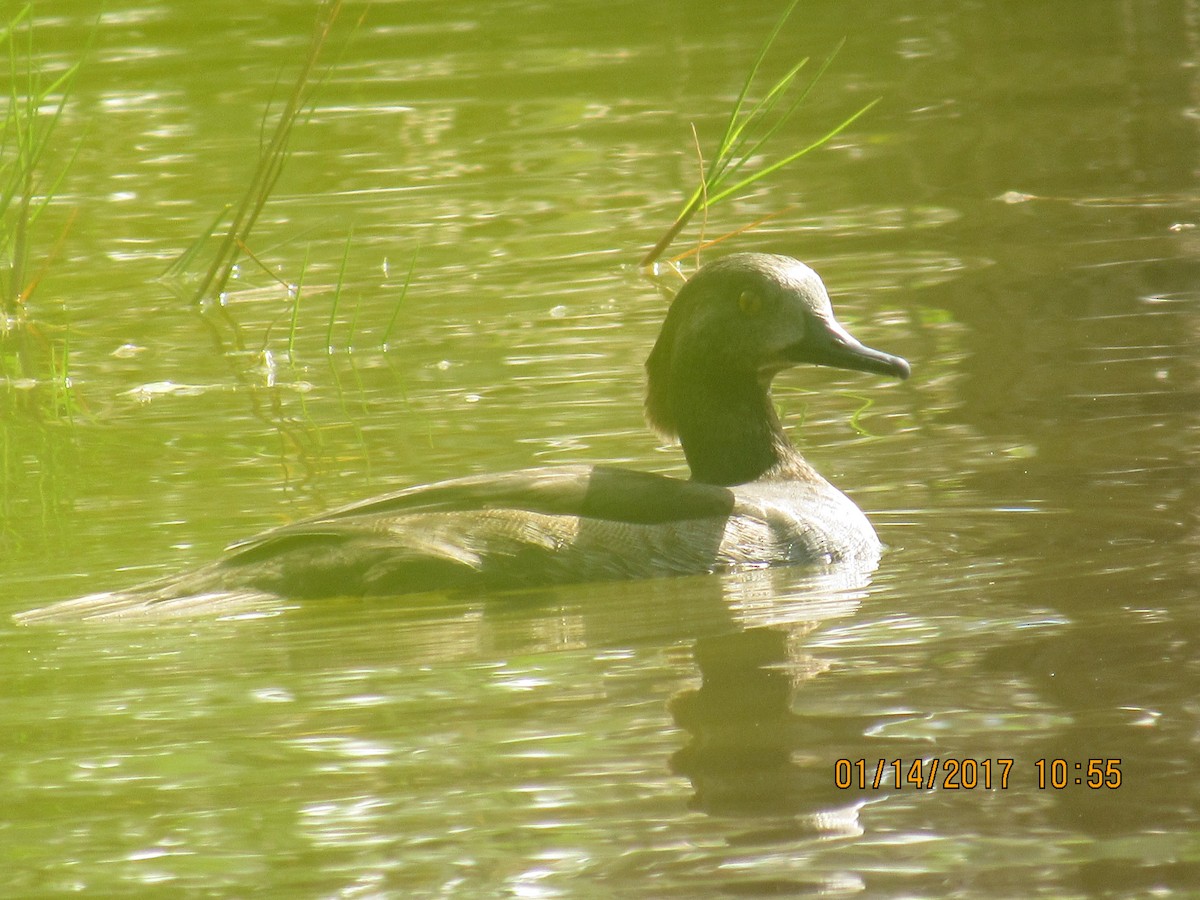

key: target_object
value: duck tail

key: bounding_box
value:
[12,566,284,624]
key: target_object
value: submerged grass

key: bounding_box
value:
[641,0,879,267]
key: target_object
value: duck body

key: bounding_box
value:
[198,463,883,594]
[16,254,908,622]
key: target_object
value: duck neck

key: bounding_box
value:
[673,372,816,486]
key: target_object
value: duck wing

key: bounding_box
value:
[232,464,736,539]
[214,465,740,595]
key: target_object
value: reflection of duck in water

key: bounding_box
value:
[16,253,909,622]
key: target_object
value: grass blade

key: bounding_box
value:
[0,5,33,45]
[640,4,878,268]
[288,245,311,358]
[190,0,346,304]
[714,0,801,161]
[705,96,880,207]
[382,246,419,350]
[163,203,232,278]
[326,226,354,352]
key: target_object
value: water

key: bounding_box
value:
[3,1,1199,896]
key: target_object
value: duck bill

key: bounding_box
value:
[792,319,911,380]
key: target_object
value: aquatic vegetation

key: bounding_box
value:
[0,4,89,552]
[640,0,879,267]
[0,3,86,401]
[168,1,411,359]
[168,0,349,311]
[1,3,80,317]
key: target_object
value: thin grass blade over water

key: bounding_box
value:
[641,0,878,267]
[176,0,348,306]
[1,3,89,417]
[1,2,87,318]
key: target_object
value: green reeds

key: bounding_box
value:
[640,0,879,268]
[1,2,85,318]
[1,2,87,416]
[176,0,347,306]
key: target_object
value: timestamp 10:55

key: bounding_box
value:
[1036,758,1122,789]
[833,758,1123,790]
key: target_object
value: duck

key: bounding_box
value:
[15,253,909,622]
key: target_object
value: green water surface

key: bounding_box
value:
[3,1,1198,897]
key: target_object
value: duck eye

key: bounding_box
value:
[737,290,762,316]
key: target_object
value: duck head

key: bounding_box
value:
[645,253,909,485]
